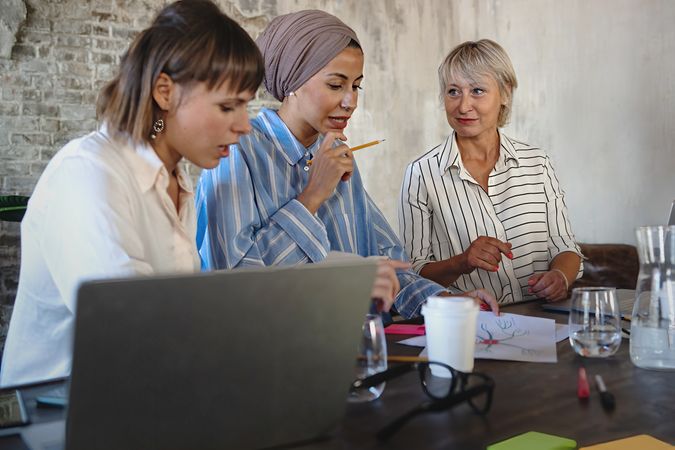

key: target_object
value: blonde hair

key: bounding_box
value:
[438,39,518,127]
[97,0,264,145]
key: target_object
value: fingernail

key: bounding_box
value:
[480,303,490,311]
[507,252,513,259]
[493,266,499,272]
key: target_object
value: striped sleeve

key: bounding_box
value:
[542,156,584,279]
[367,189,447,319]
[195,143,330,270]
[399,161,435,274]
[394,271,453,318]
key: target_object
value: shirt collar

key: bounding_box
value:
[497,132,520,169]
[439,134,458,174]
[440,130,520,174]
[256,108,323,165]
[100,125,193,194]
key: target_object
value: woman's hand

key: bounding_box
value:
[464,289,500,315]
[437,289,500,315]
[459,236,512,273]
[371,259,411,313]
[528,270,569,302]
[296,131,353,214]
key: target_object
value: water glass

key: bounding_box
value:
[348,314,387,402]
[569,287,622,357]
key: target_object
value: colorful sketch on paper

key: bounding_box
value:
[476,316,534,355]
[474,312,557,363]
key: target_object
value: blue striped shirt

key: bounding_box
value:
[195,108,448,317]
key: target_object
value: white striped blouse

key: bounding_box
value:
[399,132,583,304]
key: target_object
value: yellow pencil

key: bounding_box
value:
[386,355,428,363]
[350,139,386,152]
[307,139,385,166]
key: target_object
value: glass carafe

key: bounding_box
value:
[630,225,675,370]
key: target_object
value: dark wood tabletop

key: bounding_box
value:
[329,301,675,449]
[5,301,675,450]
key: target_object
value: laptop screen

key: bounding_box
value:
[66,260,377,450]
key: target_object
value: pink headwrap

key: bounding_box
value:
[256,10,360,101]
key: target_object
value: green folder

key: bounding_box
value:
[488,431,577,450]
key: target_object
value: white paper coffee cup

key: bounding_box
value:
[422,295,479,375]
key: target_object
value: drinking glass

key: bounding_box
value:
[569,287,622,357]
[348,314,387,402]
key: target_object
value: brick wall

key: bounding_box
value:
[0,0,278,351]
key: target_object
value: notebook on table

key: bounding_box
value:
[66,260,377,450]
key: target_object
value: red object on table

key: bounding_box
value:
[384,324,426,335]
[577,367,590,399]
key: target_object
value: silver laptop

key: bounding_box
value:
[66,260,377,450]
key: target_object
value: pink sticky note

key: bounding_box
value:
[384,324,426,335]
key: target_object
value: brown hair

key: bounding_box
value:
[97,0,264,144]
[439,39,518,127]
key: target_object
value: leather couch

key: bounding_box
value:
[571,243,639,290]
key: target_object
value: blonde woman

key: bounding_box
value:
[399,40,582,305]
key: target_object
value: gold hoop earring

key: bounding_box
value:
[150,119,165,140]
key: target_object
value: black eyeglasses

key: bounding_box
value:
[351,361,494,441]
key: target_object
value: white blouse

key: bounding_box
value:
[399,132,582,304]
[0,128,200,387]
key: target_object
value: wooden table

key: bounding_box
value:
[332,301,675,449]
[4,301,675,449]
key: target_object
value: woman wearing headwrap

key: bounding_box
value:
[195,10,498,317]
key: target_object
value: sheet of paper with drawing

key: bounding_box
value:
[397,312,559,363]
[474,312,557,363]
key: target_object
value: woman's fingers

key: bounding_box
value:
[477,236,512,257]
[377,263,400,297]
[370,259,410,312]
[370,262,397,312]
[529,271,567,301]
[299,136,354,210]
[371,276,394,312]
[464,236,512,272]
[466,253,500,272]
[464,289,500,315]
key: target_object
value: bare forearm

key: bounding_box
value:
[419,255,468,287]
[550,251,582,287]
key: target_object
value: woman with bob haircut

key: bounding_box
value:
[0,0,264,387]
[195,10,499,318]
[399,39,582,305]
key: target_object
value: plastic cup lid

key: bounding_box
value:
[422,295,478,315]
